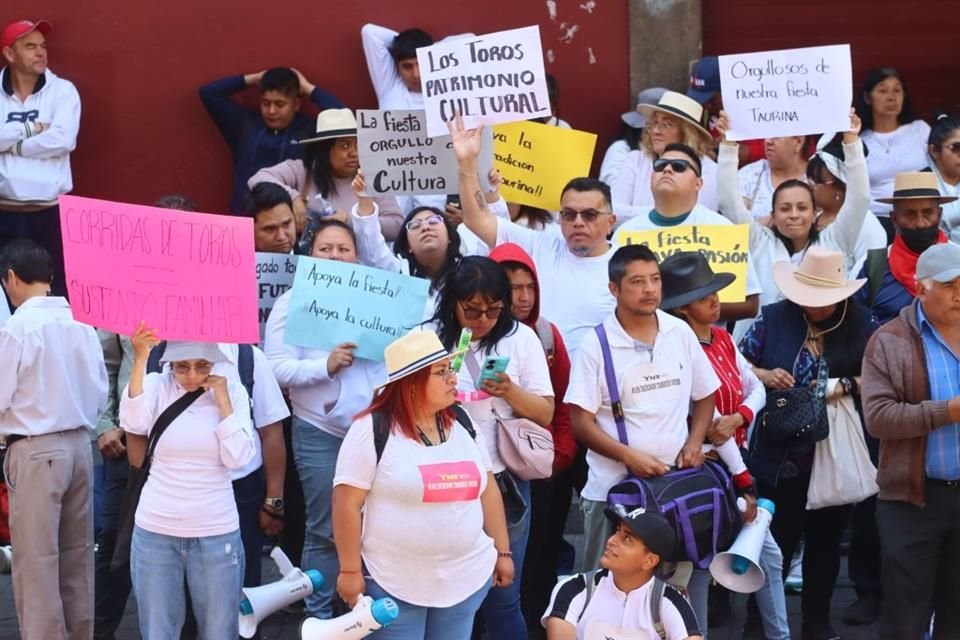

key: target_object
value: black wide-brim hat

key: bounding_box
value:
[660,251,736,311]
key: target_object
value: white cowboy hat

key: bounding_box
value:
[772,246,867,308]
[297,108,358,145]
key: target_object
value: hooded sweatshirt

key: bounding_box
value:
[490,242,576,471]
[198,74,344,214]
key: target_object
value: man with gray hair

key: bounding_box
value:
[862,241,960,638]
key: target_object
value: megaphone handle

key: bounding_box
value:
[270,547,296,576]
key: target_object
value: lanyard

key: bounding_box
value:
[416,414,447,447]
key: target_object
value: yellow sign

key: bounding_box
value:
[616,224,750,303]
[493,121,597,211]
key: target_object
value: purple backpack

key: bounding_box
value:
[596,324,742,570]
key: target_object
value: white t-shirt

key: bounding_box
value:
[614,204,764,299]
[334,413,496,607]
[120,372,256,537]
[496,218,616,356]
[543,569,702,640]
[600,139,632,186]
[862,120,932,216]
[565,310,719,501]
[611,150,719,225]
[454,323,555,472]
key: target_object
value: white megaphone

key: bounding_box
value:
[239,547,324,638]
[709,498,775,594]
[300,595,399,639]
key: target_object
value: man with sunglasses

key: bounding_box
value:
[615,143,761,322]
[450,115,616,356]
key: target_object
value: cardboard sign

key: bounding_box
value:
[357,109,494,195]
[417,25,551,138]
[256,252,297,342]
[719,44,852,140]
[60,195,258,342]
[616,225,750,303]
[493,121,597,210]
[284,257,430,361]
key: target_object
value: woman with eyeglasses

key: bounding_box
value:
[927,114,960,242]
[854,68,931,238]
[716,108,871,339]
[263,217,387,619]
[429,256,555,639]
[610,90,719,224]
[121,331,255,638]
[249,109,405,240]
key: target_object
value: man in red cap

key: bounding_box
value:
[0,19,80,301]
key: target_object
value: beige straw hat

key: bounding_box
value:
[772,246,866,308]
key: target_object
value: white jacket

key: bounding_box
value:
[0,67,80,204]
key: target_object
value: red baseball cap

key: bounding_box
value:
[1,20,52,50]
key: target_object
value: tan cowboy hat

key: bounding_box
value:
[772,246,867,308]
[376,330,466,389]
[297,108,357,145]
[876,171,958,204]
[637,90,712,142]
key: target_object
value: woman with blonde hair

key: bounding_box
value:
[611,90,718,223]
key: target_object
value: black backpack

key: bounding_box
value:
[373,404,475,463]
[146,342,255,417]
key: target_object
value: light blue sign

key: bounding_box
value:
[284,257,430,361]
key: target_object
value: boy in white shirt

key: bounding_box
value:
[543,507,702,640]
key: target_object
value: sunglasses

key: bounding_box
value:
[945,142,960,154]
[405,214,444,232]
[559,208,611,223]
[172,361,213,375]
[459,302,504,320]
[653,157,700,177]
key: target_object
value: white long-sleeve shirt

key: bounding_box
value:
[263,290,386,437]
[0,68,80,205]
[0,296,107,438]
[120,371,255,537]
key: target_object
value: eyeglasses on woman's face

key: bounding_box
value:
[458,301,504,320]
[172,361,213,375]
[405,214,444,232]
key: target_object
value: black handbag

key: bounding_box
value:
[110,388,204,571]
[757,357,830,445]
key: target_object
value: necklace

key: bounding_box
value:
[804,300,848,358]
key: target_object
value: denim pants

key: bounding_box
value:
[233,465,266,588]
[725,529,791,640]
[366,577,489,640]
[292,416,343,617]
[93,454,132,640]
[480,475,531,639]
[131,526,244,640]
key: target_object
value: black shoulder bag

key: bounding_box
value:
[110,388,205,571]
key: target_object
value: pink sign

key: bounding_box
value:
[419,461,482,503]
[59,195,259,343]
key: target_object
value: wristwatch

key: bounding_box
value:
[264,497,285,510]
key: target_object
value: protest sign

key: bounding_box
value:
[616,224,749,303]
[493,121,597,210]
[60,195,259,342]
[718,44,852,140]
[256,252,297,342]
[357,109,493,195]
[417,25,551,138]
[284,257,429,361]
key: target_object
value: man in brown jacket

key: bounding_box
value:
[861,242,960,639]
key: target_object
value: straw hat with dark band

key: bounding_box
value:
[376,330,466,389]
[637,90,712,142]
[876,171,958,204]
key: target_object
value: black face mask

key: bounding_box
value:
[899,225,940,254]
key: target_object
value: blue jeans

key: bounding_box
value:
[366,577,489,640]
[726,529,790,640]
[481,474,530,639]
[131,526,243,639]
[293,417,343,617]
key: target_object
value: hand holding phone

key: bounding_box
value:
[475,355,510,390]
